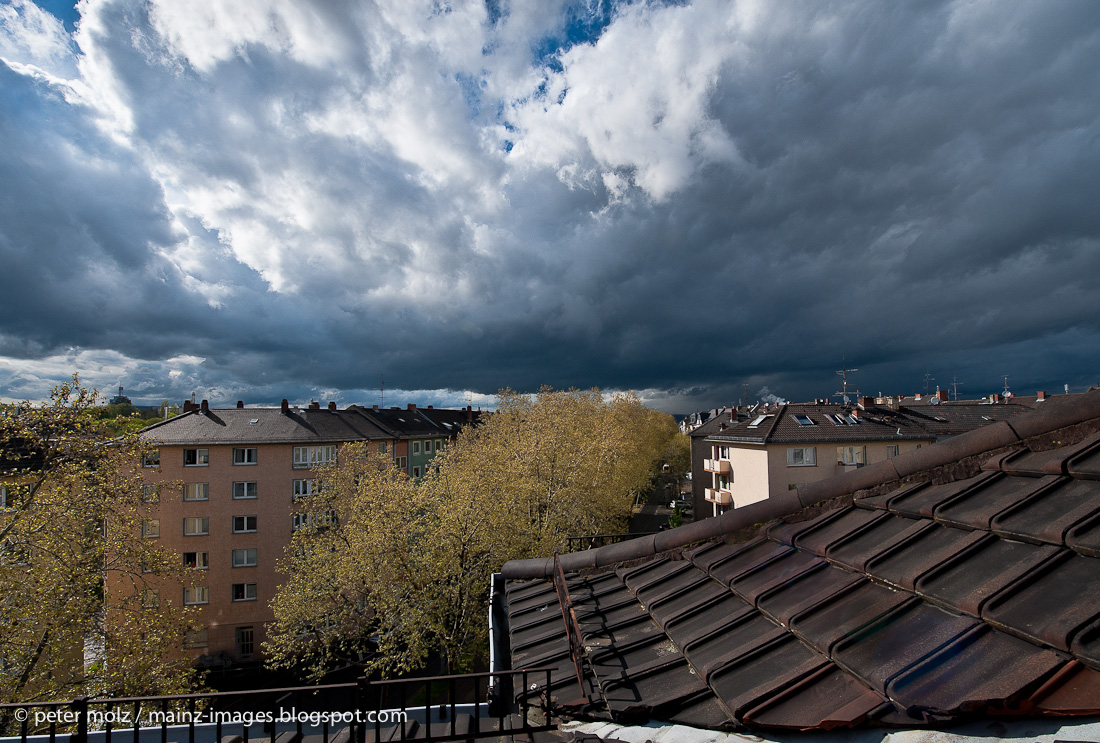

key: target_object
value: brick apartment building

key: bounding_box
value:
[130,398,479,663]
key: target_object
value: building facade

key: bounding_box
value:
[130,399,479,663]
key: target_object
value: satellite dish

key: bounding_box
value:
[930,396,940,405]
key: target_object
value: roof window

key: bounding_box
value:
[794,414,816,426]
[748,414,771,428]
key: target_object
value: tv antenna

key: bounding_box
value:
[833,359,859,403]
[923,372,935,396]
[379,373,384,408]
[951,374,963,401]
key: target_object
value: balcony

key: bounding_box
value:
[704,458,731,474]
[705,488,732,506]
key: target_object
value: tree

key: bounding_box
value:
[266,387,680,678]
[0,377,198,710]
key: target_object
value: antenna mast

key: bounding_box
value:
[951,374,963,401]
[380,374,384,408]
[833,359,859,403]
[923,372,935,396]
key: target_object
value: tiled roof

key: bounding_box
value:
[896,401,1039,438]
[705,403,932,445]
[140,407,393,445]
[501,390,1100,731]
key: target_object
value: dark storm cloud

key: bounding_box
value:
[2,0,1100,411]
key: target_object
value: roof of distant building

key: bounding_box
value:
[142,405,394,445]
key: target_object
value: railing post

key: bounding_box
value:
[354,677,369,743]
[71,697,88,743]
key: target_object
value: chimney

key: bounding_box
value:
[427,405,434,409]
[937,390,948,401]
[200,399,209,413]
[992,394,1002,403]
[236,400,244,408]
[407,403,416,411]
[373,405,379,410]
[281,399,289,414]
[308,400,320,410]
[183,400,195,413]
[1037,390,1047,401]
[861,396,875,408]
[914,393,922,401]
[328,401,337,411]
[465,406,472,421]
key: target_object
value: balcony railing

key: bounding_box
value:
[704,488,732,506]
[703,458,730,474]
[0,669,555,743]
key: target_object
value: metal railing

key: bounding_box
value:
[0,668,555,743]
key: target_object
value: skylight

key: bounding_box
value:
[794,414,815,426]
[748,415,769,428]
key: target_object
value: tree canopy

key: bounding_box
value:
[266,387,679,678]
[0,377,197,708]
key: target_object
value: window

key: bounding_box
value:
[425,440,433,454]
[1,540,30,566]
[885,445,899,459]
[235,626,254,658]
[794,414,816,426]
[837,446,866,466]
[293,445,337,469]
[379,442,388,454]
[715,473,731,490]
[411,441,421,455]
[185,629,209,649]
[183,482,209,501]
[232,548,257,567]
[141,484,160,503]
[395,456,407,469]
[292,479,318,499]
[1,486,12,510]
[233,515,257,533]
[183,552,208,569]
[183,586,209,605]
[233,448,258,465]
[183,517,209,536]
[412,465,422,478]
[183,448,209,466]
[233,481,258,499]
[232,583,257,602]
[292,511,337,532]
[786,447,817,467]
[142,450,160,467]
[142,519,160,538]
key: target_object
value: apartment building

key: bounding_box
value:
[131,398,478,664]
[693,402,934,518]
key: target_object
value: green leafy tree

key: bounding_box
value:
[266,387,681,678]
[0,377,197,710]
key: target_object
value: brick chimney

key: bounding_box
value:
[200,399,209,413]
[308,400,320,410]
[407,403,416,410]
[465,406,472,421]
[236,400,244,408]
[281,399,289,414]
[936,390,948,401]
[1037,390,1047,401]
[328,401,337,411]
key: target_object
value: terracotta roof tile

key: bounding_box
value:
[501,392,1100,731]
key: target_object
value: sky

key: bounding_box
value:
[1,0,1099,414]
